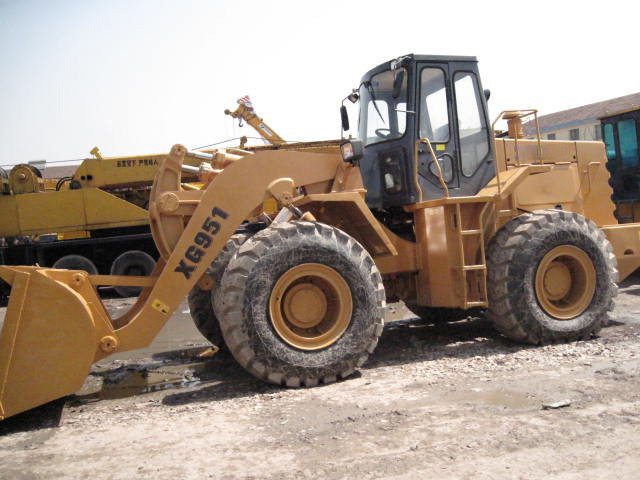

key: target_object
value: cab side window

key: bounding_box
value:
[419,68,449,142]
[366,100,389,141]
[617,118,639,168]
[603,123,617,164]
[454,72,489,176]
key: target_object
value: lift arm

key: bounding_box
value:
[0,144,341,419]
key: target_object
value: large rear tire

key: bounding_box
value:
[218,221,385,387]
[187,233,249,348]
[487,209,618,345]
[110,250,156,297]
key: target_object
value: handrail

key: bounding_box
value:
[490,109,543,197]
[416,137,449,198]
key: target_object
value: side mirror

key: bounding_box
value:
[340,105,350,132]
[484,89,491,101]
[392,70,405,99]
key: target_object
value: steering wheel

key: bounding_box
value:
[375,128,392,139]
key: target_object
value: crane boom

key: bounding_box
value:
[224,96,286,145]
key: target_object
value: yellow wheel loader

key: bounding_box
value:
[1,54,640,420]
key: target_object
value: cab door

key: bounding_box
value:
[415,63,459,199]
[603,111,640,201]
[416,60,495,201]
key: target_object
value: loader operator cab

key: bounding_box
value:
[341,54,496,218]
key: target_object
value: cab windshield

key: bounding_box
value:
[358,68,408,146]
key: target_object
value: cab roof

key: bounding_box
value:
[361,54,478,82]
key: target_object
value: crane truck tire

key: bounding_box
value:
[218,221,385,387]
[188,233,250,349]
[486,209,618,345]
[110,250,156,297]
[52,254,98,275]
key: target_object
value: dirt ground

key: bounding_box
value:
[1,273,639,479]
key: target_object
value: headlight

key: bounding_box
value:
[341,142,354,160]
[382,155,403,194]
[340,139,363,164]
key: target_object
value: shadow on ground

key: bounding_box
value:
[80,315,537,409]
[366,315,522,370]
[619,271,640,297]
[0,398,65,436]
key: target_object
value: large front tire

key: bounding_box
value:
[218,221,385,387]
[187,233,249,348]
[487,210,618,345]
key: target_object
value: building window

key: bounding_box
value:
[569,128,580,140]
[594,124,602,140]
[547,133,556,140]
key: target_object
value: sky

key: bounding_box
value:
[0,0,638,166]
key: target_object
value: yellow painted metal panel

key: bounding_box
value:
[5,189,148,237]
[72,154,203,189]
[74,156,164,188]
[16,191,86,234]
[575,141,617,226]
[0,197,20,236]
[503,138,577,165]
[83,188,148,227]
[516,164,582,209]
[602,224,640,280]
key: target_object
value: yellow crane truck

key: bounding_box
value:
[0,54,639,420]
[0,151,207,300]
[0,99,284,302]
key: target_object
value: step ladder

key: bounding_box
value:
[454,202,491,308]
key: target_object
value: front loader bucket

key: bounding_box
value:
[0,267,97,420]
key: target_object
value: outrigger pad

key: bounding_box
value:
[0,267,96,420]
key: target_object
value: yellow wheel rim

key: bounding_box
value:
[269,263,352,350]
[534,245,596,320]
